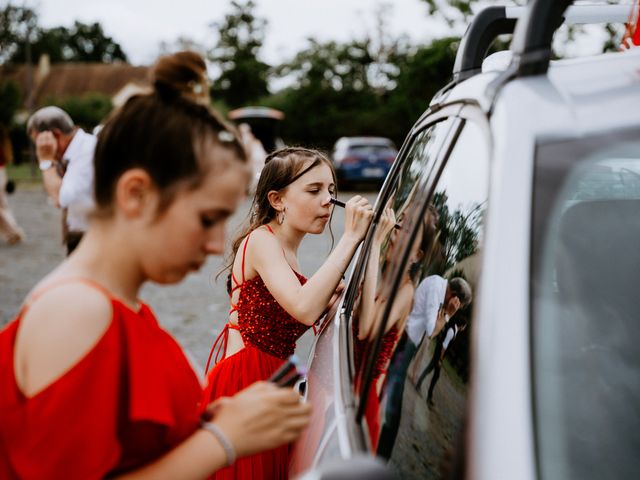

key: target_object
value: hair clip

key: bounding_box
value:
[218,130,235,143]
[188,80,204,95]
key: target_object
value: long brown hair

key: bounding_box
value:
[221,147,337,287]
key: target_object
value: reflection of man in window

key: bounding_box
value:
[407,275,471,346]
[377,275,471,459]
[416,315,468,406]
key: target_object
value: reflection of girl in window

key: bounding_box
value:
[355,206,433,450]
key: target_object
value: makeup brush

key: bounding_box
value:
[329,197,401,230]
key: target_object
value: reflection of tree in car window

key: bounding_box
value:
[431,190,485,275]
[393,124,448,209]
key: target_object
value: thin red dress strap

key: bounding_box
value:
[208,234,254,373]
[25,276,116,308]
[205,323,242,373]
[205,324,228,374]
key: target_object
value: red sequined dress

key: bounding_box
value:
[353,322,400,451]
[203,226,308,480]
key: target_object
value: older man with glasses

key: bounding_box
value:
[27,106,97,255]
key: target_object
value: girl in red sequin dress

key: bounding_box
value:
[0,52,311,479]
[204,147,374,479]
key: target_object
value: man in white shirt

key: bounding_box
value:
[27,107,97,254]
[407,275,471,346]
[378,275,471,458]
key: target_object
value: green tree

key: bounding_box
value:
[268,34,459,150]
[0,81,21,126]
[10,21,127,63]
[419,0,526,26]
[0,4,38,64]
[42,93,113,131]
[0,81,25,163]
[278,39,379,92]
[9,26,68,63]
[269,39,381,149]
[63,21,127,62]
[384,37,459,144]
[209,0,270,107]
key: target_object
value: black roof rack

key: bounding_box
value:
[509,0,632,77]
[452,6,519,83]
[453,1,633,87]
[484,1,633,102]
[509,0,573,77]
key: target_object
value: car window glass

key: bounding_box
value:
[390,119,454,214]
[532,133,640,480]
[351,118,489,477]
[349,118,454,383]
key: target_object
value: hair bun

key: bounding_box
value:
[152,51,210,105]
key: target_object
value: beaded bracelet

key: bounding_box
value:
[200,421,237,466]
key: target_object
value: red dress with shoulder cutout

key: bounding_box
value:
[0,280,203,479]
[204,228,309,479]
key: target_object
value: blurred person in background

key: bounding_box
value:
[27,106,96,254]
[0,128,25,245]
[238,123,266,192]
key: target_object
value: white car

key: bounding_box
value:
[290,1,640,479]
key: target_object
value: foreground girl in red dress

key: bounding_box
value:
[204,148,374,478]
[0,51,310,479]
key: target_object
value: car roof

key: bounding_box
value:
[337,136,394,144]
[431,47,640,132]
[547,48,640,109]
[431,2,638,121]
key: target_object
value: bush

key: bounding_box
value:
[41,93,113,132]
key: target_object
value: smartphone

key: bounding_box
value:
[269,355,306,387]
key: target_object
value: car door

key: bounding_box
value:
[290,107,462,478]
[346,103,491,479]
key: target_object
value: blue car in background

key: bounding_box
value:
[331,136,397,188]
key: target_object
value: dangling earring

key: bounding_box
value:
[277,207,286,225]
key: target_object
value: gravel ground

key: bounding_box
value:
[0,184,377,375]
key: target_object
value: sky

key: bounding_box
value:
[31,0,455,66]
